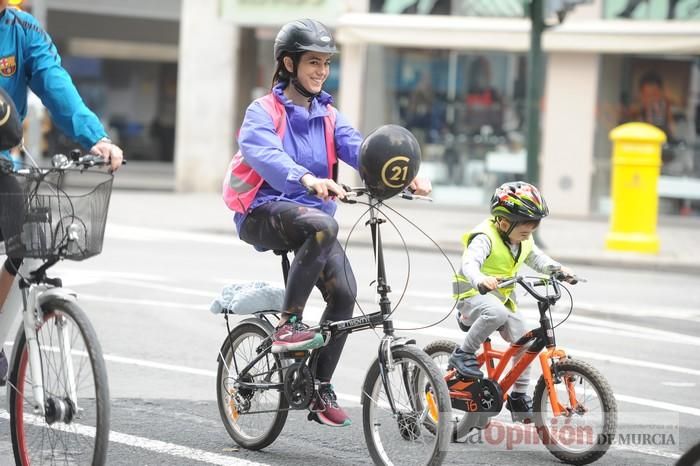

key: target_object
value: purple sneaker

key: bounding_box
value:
[309,383,351,427]
[271,317,323,353]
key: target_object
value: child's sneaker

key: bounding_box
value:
[448,348,483,379]
[308,383,351,427]
[506,391,534,424]
[271,316,324,353]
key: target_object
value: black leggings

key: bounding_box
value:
[0,172,23,276]
[240,201,357,381]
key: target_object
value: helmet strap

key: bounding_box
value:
[291,78,319,101]
[495,216,518,244]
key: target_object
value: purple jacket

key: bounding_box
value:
[234,83,362,232]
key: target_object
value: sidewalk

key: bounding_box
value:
[107,187,700,274]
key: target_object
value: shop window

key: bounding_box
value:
[593,55,700,216]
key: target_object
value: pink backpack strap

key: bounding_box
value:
[323,104,337,180]
[259,93,287,137]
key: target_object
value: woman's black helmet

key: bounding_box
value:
[358,125,421,200]
[274,19,337,61]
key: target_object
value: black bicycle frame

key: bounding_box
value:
[231,197,407,413]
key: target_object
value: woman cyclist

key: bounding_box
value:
[225,18,430,427]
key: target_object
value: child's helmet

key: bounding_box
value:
[274,19,337,62]
[358,124,421,200]
[490,181,549,222]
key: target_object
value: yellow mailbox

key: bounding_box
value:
[605,122,666,254]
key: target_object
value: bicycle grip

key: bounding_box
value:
[477,283,488,295]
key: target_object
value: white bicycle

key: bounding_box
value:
[1,151,114,465]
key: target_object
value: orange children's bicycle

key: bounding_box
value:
[423,272,618,466]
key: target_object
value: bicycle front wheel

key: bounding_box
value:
[362,344,452,466]
[533,358,617,465]
[217,320,288,450]
[8,297,110,466]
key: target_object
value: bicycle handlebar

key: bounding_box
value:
[477,271,584,304]
[305,184,432,203]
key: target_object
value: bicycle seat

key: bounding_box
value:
[273,249,292,256]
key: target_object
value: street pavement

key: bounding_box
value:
[109,161,700,275]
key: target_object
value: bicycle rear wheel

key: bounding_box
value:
[362,344,451,466]
[533,358,617,465]
[8,297,110,466]
[217,319,288,450]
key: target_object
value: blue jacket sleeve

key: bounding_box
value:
[333,109,362,170]
[22,16,107,149]
[238,102,311,195]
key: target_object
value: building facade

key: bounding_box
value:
[25,0,700,216]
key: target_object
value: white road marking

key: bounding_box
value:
[71,292,700,379]
[615,394,700,417]
[0,411,268,466]
[661,382,696,388]
[106,224,245,247]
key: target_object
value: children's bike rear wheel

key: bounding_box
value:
[8,298,110,466]
[216,320,288,450]
[533,358,617,466]
[362,344,451,466]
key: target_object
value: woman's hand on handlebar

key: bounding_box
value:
[408,176,432,196]
[301,174,347,201]
[89,139,124,172]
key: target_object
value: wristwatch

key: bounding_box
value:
[98,137,113,145]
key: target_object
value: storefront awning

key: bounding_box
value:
[336,13,700,54]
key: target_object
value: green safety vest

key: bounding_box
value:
[452,218,533,311]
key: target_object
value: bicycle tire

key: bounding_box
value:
[362,344,451,466]
[533,358,617,465]
[216,320,288,450]
[677,440,700,466]
[8,297,110,466]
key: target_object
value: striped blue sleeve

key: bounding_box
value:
[22,15,106,149]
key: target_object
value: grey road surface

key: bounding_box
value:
[1,219,698,466]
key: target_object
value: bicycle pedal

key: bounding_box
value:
[508,411,533,424]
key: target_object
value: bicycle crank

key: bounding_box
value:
[283,362,313,409]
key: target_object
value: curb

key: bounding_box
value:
[341,237,700,275]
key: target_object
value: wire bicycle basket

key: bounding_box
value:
[0,168,113,261]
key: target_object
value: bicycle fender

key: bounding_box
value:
[390,336,417,348]
[216,315,275,364]
[36,288,79,307]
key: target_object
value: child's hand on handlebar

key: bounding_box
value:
[557,266,578,284]
[302,174,347,201]
[478,276,500,292]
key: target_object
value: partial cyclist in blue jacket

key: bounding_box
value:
[0,0,124,385]
[232,19,430,428]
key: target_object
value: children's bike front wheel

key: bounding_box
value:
[533,358,617,466]
[8,297,110,466]
[361,344,452,466]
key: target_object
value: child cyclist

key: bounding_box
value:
[225,19,430,427]
[449,181,575,423]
